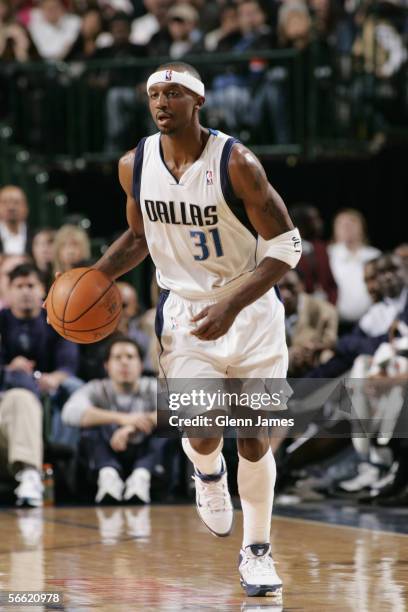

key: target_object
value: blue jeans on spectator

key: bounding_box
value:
[50,376,84,450]
[81,426,168,479]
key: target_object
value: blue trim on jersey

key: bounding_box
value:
[220,137,241,208]
[132,137,147,201]
[155,289,170,348]
[274,285,283,302]
[208,128,219,136]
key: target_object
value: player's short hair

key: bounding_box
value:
[8,263,45,285]
[156,61,202,83]
[104,335,143,362]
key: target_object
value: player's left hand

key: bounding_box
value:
[190,299,238,341]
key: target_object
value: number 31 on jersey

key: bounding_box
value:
[190,228,224,261]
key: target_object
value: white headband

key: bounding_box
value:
[146,69,205,97]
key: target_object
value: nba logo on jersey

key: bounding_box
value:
[165,70,173,81]
[206,170,213,185]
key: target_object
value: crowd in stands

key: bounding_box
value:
[0,181,407,511]
[1,0,406,66]
[1,0,408,150]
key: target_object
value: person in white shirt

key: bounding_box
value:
[328,208,380,329]
[28,0,81,60]
[130,0,171,45]
[0,185,30,256]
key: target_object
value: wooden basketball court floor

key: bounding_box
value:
[0,504,407,611]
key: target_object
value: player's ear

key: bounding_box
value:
[195,95,205,111]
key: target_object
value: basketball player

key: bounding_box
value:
[93,62,302,600]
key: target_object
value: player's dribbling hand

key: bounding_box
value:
[190,299,238,341]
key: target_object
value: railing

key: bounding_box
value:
[2,50,304,160]
[2,48,406,162]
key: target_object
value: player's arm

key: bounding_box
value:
[191,145,301,341]
[93,150,149,280]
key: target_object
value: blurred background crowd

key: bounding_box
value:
[0,0,408,513]
[1,0,408,155]
[0,180,407,511]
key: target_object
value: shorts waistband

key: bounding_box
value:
[160,271,254,303]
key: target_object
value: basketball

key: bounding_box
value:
[45,267,122,344]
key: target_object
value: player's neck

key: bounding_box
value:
[160,124,208,167]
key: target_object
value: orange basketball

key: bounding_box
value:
[46,267,122,344]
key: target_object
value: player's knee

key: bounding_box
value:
[187,436,222,455]
[237,436,270,461]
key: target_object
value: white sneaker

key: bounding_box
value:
[95,467,124,504]
[337,462,380,493]
[239,543,283,600]
[96,508,124,544]
[123,468,151,503]
[15,469,43,508]
[192,455,233,537]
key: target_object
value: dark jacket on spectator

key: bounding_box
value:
[297,239,337,305]
[0,308,79,375]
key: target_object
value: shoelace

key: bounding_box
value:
[192,475,230,512]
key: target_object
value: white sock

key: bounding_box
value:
[238,449,276,548]
[182,438,223,476]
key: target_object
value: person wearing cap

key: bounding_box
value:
[147,3,202,59]
[90,60,303,602]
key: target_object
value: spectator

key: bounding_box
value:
[280,269,338,376]
[88,12,147,152]
[308,254,407,379]
[328,209,380,331]
[90,12,147,68]
[0,21,40,61]
[0,254,31,308]
[117,282,153,362]
[0,263,79,396]
[53,224,91,274]
[205,0,290,144]
[0,185,31,256]
[64,8,104,61]
[0,388,44,507]
[203,2,239,52]
[130,0,171,46]
[352,2,407,79]
[62,338,161,504]
[290,204,337,304]
[79,282,153,381]
[0,0,12,25]
[309,0,354,53]
[28,0,81,60]
[363,256,382,305]
[395,243,408,279]
[31,228,55,291]
[278,1,311,50]
[148,3,202,59]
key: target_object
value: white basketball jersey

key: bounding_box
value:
[133,129,258,299]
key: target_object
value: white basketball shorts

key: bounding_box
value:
[155,285,288,380]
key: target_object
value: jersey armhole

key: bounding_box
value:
[220,137,241,208]
[132,137,147,202]
[220,137,257,238]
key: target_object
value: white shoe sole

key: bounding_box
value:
[240,578,283,600]
[196,505,234,538]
